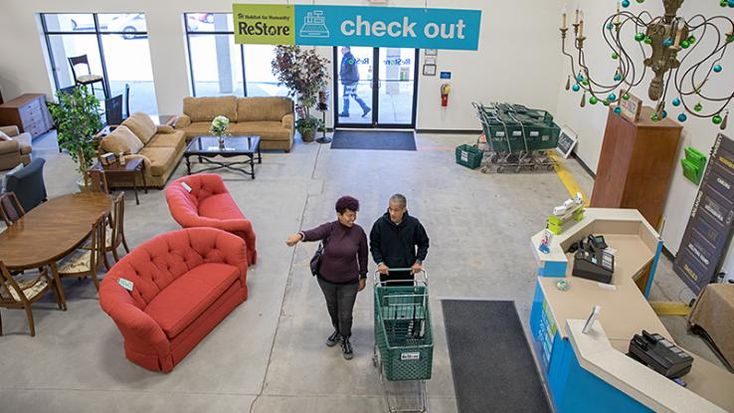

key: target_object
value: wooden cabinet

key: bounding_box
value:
[591,107,682,229]
[0,94,53,139]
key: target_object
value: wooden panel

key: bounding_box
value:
[591,107,682,230]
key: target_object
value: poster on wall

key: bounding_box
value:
[673,133,734,294]
[233,4,482,50]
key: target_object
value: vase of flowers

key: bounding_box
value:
[210,115,230,148]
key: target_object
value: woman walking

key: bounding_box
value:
[286,196,368,360]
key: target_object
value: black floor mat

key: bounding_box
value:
[442,299,551,413]
[330,130,416,151]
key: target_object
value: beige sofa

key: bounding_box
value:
[0,125,32,171]
[175,96,294,152]
[99,112,186,188]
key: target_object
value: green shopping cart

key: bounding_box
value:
[372,269,432,413]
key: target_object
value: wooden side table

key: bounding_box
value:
[91,158,147,205]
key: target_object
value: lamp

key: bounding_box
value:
[560,0,734,128]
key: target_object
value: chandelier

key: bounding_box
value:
[560,0,734,129]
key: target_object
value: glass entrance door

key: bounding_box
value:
[334,47,418,128]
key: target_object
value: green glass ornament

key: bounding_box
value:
[688,36,696,44]
[582,79,590,86]
[722,0,729,7]
[694,102,703,112]
[636,0,644,3]
[623,93,630,100]
[634,33,645,42]
[590,96,599,105]
[651,113,660,122]
[713,115,723,125]
[612,52,619,60]
[644,37,653,45]
[680,40,691,49]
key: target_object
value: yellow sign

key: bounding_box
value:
[233,4,295,45]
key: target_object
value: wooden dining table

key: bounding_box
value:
[0,192,113,309]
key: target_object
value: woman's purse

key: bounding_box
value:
[309,223,332,276]
[310,242,324,277]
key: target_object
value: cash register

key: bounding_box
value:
[569,235,615,284]
[628,330,694,379]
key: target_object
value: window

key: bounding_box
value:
[184,13,288,97]
[41,13,158,115]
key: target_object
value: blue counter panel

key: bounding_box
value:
[529,280,653,413]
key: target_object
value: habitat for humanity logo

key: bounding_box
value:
[233,4,296,45]
[300,11,329,38]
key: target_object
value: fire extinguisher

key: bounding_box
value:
[441,83,451,107]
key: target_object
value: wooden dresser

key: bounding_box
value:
[0,93,54,139]
[591,106,683,229]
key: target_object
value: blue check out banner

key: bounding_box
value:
[233,4,482,51]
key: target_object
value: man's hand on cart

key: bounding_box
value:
[377,262,389,275]
[411,261,423,274]
[358,278,366,291]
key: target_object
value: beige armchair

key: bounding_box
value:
[0,126,32,171]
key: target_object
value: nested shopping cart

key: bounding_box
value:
[372,269,432,413]
[472,102,560,173]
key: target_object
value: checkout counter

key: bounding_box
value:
[529,208,734,412]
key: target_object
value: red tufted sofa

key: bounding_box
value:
[165,174,257,265]
[99,228,248,373]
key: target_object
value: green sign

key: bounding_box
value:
[233,4,295,45]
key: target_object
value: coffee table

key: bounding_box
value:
[185,136,262,179]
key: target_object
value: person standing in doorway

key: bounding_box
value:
[285,196,368,360]
[339,46,371,118]
[370,194,430,286]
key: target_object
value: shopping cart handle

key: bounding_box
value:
[372,268,428,285]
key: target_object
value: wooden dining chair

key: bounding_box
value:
[106,192,130,265]
[0,261,64,337]
[68,54,106,98]
[87,169,109,194]
[57,215,107,291]
[0,192,25,225]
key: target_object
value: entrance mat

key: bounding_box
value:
[442,299,551,413]
[330,130,416,151]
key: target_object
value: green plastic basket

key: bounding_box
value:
[455,144,483,169]
[374,285,433,381]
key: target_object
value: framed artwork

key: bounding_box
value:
[556,125,578,159]
[422,64,437,76]
[619,93,642,122]
[424,49,438,56]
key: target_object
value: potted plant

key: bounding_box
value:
[48,86,103,189]
[272,45,330,142]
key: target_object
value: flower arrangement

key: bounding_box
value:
[210,115,230,137]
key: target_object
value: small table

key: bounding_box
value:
[185,136,262,179]
[91,158,147,205]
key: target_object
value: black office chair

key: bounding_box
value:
[68,55,106,98]
[4,158,47,212]
[105,94,124,126]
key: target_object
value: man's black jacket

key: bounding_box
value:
[369,211,429,268]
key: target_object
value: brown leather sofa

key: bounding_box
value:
[174,96,294,152]
[0,125,32,171]
[99,113,186,188]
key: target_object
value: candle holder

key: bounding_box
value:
[560,0,734,126]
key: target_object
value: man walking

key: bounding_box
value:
[370,194,430,286]
[339,46,371,118]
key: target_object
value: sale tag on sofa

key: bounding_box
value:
[118,278,134,292]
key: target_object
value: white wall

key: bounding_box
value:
[0,0,565,130]
[553,1,734,274]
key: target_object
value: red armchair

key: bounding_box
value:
[166,174,257,265]
[99,228,248,373]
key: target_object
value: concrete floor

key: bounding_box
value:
[0,131,725,412]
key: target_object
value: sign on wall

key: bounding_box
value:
[233,4,482,51]
[673,133,734,294]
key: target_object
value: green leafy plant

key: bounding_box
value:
[271,45,330,138]
[295,116,324,139]
[48,86,103,180]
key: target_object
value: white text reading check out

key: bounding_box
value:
[341,16,467,39]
